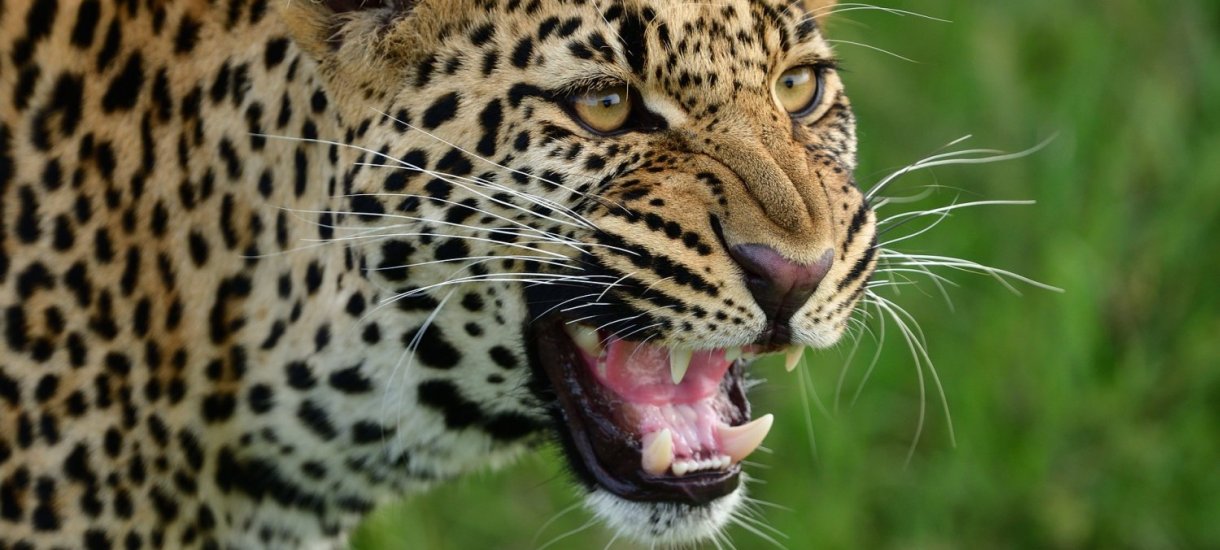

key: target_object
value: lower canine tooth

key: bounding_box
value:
[669,348,693,385]
[641,429,673,476]
[717,414,775,463]
[784,346,806,372]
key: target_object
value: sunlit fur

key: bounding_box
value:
[0,0,889,546]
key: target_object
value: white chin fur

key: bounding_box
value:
[584,485,744,546]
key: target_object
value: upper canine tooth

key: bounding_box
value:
[641,429,674,476]
[784,346,805,372]
[725,347,743,362]
[669,348,693,385]
[717,414,775,463]
[565,324,602,356]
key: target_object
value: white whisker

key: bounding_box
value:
[625,332,662,362]
[806,2,952,23]
[370,109,629,225]
[258,132,597,231]
[363,254,574,274]
[867,136,1057,201]
[741,496,794,513]
[795,359,820,461]
[880,250,1065,294]
[849,298,887,409]
[731,509,788,540]
[536,517,598,550]
[538,292,610,320]
[878,199,1037,248]
[616,322,667,344]
[332,190,581,243]
[600,305,677,339]
[304,230,572,260]
[351,162,596,231]
[728,515,787,550]
[825,39,919,63]
[869,291,958,464]
[833,308,870,414]
[382,273,622,304]
[289,205,578,248]
[532,501,584,545]
[382,288,456,454]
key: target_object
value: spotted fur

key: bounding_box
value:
[0,0,875,546]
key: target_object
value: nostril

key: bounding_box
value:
[728,244,834,325]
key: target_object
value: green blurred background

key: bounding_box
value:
[353,1,1220,547]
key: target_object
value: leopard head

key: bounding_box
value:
[283,0,873,543]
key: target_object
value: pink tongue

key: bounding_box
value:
[592,339,732,405]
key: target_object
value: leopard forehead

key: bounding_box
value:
[0,0,871,547]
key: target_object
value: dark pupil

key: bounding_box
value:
[601,95,619,108]
[784,76,798,89]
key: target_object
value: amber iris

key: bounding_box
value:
[774,66,820,114]
[572,85,632,133]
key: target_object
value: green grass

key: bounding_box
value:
[353,1,1220,547]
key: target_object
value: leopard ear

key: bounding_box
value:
[321,0,403,14]
[282,0,421,59]
[281,0,438,110]
[802,0,838,23]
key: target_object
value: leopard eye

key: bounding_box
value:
[773,65,821,115]
[571,85,632,134]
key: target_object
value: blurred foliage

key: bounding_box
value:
[353,0,1220,548]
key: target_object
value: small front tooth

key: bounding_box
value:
[641,429,674,476]
[672,460,691,476]
[725,347,743,362]
[669,348,693,385]
[717,414,775,463]
[784,346,806,372]
[565,324,602,356]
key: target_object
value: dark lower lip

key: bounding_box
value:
[527,315,747,504]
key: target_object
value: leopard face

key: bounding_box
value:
[286,0,874,542]
[0,0,873,546]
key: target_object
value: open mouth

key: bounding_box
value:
[530,315,803,504]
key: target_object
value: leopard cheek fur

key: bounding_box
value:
[0,0,872,547]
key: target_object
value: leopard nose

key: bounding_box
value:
[728,245,834,326]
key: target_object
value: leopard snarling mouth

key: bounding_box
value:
[528,314,792,504]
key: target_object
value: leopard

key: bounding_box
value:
[0,0,877,547]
